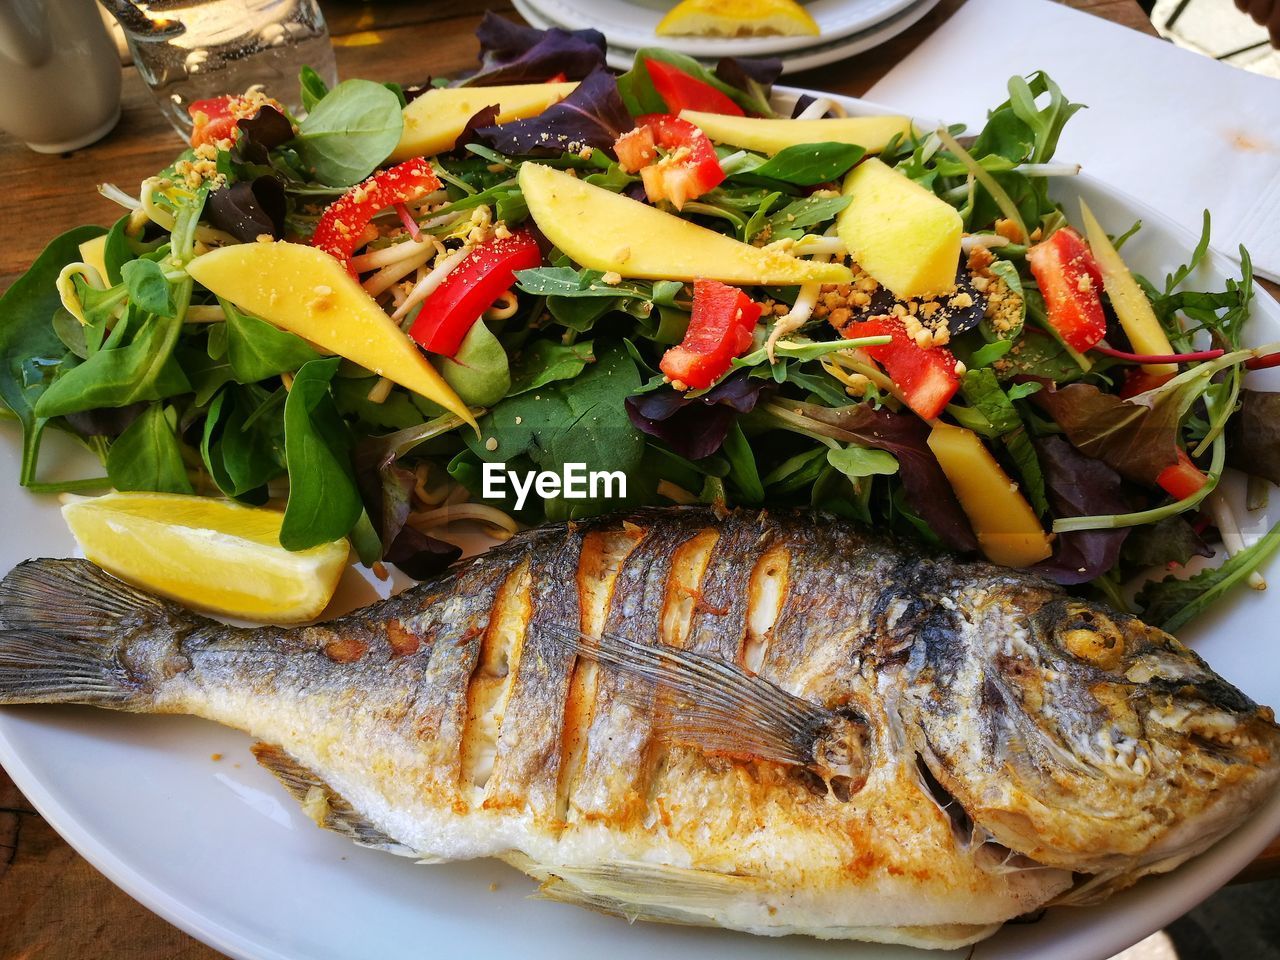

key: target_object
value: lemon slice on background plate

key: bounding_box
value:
[656,0,821,37]
[62,491,349,623]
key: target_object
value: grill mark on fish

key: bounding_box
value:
[460,561,532,795]
[742,543,789,674]
[683,513,769,662]
[554,526,643,822]
[659,528,719,649]
[571,521,695,823]
[484,523,586,817]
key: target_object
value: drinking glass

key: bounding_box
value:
[104,0,339,137]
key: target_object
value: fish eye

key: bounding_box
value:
[1052,603,1126,671]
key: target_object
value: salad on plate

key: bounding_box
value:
[1,12,1278,631]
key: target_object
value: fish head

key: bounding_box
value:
[905,587,1280,887]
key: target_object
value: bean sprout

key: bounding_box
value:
[56,262,106,323]
[363,242,438,298]
[1207,490,1267,590]
[366,377,394,404]
[349,235,436,273]
[390,244,474,322]
[98,182,141,210]
[409,502,519,538]
[483,289,519,321]
[140,178,238,246]
[794,97,833,120]
[184,305,227,323]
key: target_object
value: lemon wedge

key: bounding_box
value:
[62,492,349,623]
[656,0,820,37]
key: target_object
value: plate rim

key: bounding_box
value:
[1,84,1278,960]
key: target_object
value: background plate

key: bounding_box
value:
[1,88,1279,960]
[520,0,920,56]
[514,0,943,75]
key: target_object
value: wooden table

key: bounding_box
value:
[0,1,1277,956]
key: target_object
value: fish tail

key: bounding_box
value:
[0,559,180,708]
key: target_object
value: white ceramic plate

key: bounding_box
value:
[515,0,943,75]
[521,0,919,57]
[2,88,1279,960]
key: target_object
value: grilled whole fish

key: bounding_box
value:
[1,509,1277,949]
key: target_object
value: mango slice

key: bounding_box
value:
[391,82,578,161]
[518,163,851,285]
[1079,200,1177,376]
[680,110,913,157]
[836,157,962,300]
[927,423,1053,568]
[186,241,475,428]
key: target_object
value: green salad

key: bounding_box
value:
[2,12,1278,632]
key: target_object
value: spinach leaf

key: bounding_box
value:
[299,65,330,113]
[438,320,511,407]
[103,215,135,286]
[980,259,1025,341]
[223,298,321,382]
[721,422,764,504]
[106,403,193,493]
[122,259,176,318]
[516,266,654,299]
[765,195,850,241]
[617,48,767,116]
[280,358,362,549]
[35,309,192,418]
[508,339,594,395]
[201,387,285,501]
[1137,520,1280,633]
[293,79,403,186]
[0,224,104,484]
[747,143,864,186]
[827,444,899,479]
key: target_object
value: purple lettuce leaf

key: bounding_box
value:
[626,373,766,461]
[793,400,978,553]
[1030,436,1131,585]
[714,57,783,116]
[353,440,459,579]
[231,106,294,165]
[384,524,462,580]
[459,12,606,87]
[205,175,286,242]
[476,68,633,157]
[452,103,501,154]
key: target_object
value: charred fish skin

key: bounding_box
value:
[0,508,1277,950]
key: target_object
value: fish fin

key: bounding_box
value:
[509,854,759,925]
[250,743,416,856]
[0,559,181,707]
[0,558,175,637]
[541,623,837,769]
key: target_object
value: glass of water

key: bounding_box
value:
[106,0,339,137]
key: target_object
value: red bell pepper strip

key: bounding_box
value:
[660,280,762,390]
[1027,227,1107,353]
[409,229,542,357]
[188,93,286,149]
[840,316,961,420]
[310,158,442,275]
[1157,449,1209,500]
[189,97,239,148]
[645,59,744,116]
[614,114,725,210]
[1117,367,1175,400]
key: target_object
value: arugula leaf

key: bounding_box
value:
[223,299,321,382]
[469,342,643,517]
[107,403,193,494]
[1122,516,1211,569]
[1137,520,1280,633]
[293,79,403,186]
[508,339,594,395]
[746,143,864,186]
[280,358,362,549]
[438,320,511,407]
[516,266,653,299]
[0,225,104,484]
[764,195,850,241]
